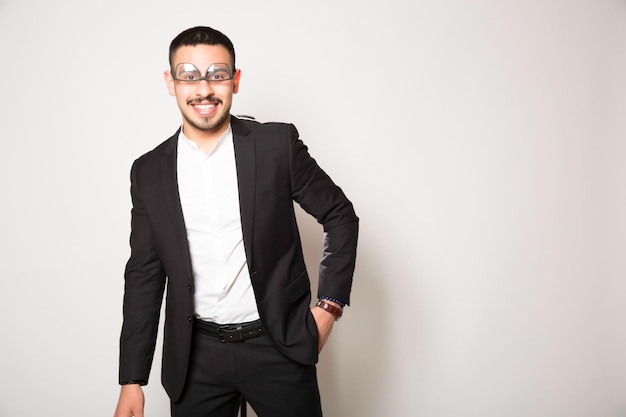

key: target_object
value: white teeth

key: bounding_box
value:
[195,104,215,110]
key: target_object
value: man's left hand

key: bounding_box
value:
[311,301,341,353]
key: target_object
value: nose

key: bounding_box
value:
[194,79,214,97]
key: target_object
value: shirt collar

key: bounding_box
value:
[178,124,233,156]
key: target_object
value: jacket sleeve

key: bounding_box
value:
[118,159,166,385]
[287,124,359,305]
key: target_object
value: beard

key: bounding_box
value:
[182,96,231,132]
[183,109,230,132]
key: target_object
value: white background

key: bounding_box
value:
[1,1,625,416]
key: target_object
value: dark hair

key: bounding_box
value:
[169,26,236,71]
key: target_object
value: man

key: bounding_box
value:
[113,26,358,417]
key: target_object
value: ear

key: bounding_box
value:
[164,70,176,96]
[232,69,241,94]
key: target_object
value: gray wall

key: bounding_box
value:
[1,1,625,416]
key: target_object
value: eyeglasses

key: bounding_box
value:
[172,63,234,83]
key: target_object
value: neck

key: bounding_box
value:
[182,116,230,154]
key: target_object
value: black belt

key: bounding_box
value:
[194,318,264,343]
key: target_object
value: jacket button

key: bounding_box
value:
[187,285,192,292]
[188,316,192,323]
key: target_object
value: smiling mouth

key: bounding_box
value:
[189,98,222,115]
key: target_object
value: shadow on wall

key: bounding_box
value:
[295,204,388,416]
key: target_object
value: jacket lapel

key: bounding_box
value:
[160,130,194,279]
[231,117,256,265]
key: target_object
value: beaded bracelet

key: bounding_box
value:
[319,296,346,308]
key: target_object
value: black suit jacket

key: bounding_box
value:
[119,117,358,401]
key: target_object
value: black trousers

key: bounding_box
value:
[171,327,323,417]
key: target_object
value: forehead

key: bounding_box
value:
[171,44,232,68]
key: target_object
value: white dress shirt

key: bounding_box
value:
[176,125,259,324]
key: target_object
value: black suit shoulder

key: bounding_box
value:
[232,116,299,143]
[134,130,179,165]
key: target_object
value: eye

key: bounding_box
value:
[180,71,200,81]
[208,71,229,81]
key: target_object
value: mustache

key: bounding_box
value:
[187,97,223,105]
